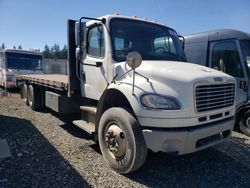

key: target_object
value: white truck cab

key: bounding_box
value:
[75,15,236,172]
[19,15,236,174]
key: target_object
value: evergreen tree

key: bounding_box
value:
[53,43,60,59]
[18,45,22,50]
[50,46,54,58]
[1,43,6,49]
[60,44,67,59]
[13,46,16,49]
[42,43,68,59]
[43,44,51,58]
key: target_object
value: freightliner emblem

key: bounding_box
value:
[214,77,223,82]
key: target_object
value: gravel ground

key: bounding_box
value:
[0,92,250,188]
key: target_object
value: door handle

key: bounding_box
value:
[82,62,102,67]
[96,62,102,67]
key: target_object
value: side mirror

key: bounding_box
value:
[178,35,185,50]
[126,51,142,69]
[75,21,87,59]
[75,21,86,46]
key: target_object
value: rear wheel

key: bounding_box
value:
[98,107,148,174]
[27,85,42,110]
[22,84,29,106]
[239,110,250,137]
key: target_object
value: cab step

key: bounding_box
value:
[80,105,97,114]
[80,105,97,125]
[73,120,95,135]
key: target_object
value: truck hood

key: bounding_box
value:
[114,60,234,87]
[135,60,232,83]
[113,60,235,121]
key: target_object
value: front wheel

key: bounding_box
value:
[239,110,250,137]
[98,107,148,174]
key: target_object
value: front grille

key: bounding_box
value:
[195,83,235,113]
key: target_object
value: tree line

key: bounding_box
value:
[0,43,68,59]
[43,44,67,59]
[0,43,23,50]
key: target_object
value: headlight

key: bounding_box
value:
[140,94,181,110]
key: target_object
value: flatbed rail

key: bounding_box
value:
[17,74,68,91]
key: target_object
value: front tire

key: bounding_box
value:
[239,110,250,137]
[98,107,148,174]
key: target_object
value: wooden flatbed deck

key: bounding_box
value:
[17,74,68,91]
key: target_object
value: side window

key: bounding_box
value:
[211,41,244,77]
[87,26,105,58]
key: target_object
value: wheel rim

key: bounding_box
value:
[104,123,126,159]
[245,117,250,129]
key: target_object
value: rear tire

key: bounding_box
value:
[239,110,250,137]
[22,84,29,106]
[98,107,148,174]
[27,85,42,110]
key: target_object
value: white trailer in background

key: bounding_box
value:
[0,49,43,88]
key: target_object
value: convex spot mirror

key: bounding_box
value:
[126,51,142,69]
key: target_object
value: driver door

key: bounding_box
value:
[81,25,108,100]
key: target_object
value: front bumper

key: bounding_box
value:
[142,117,234,155]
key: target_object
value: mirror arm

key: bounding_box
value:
[79,17,106,24]
[111,69,134,83]
[135,71,149,82]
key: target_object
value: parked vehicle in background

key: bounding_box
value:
[184,29,250,136]
[0,49,43,88]
[17,15,236,174]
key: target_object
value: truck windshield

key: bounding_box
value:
[6,52,42,70]
[240,40,250,77]
[110,18,186,62]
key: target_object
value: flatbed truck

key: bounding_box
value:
[17,15,236,174]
